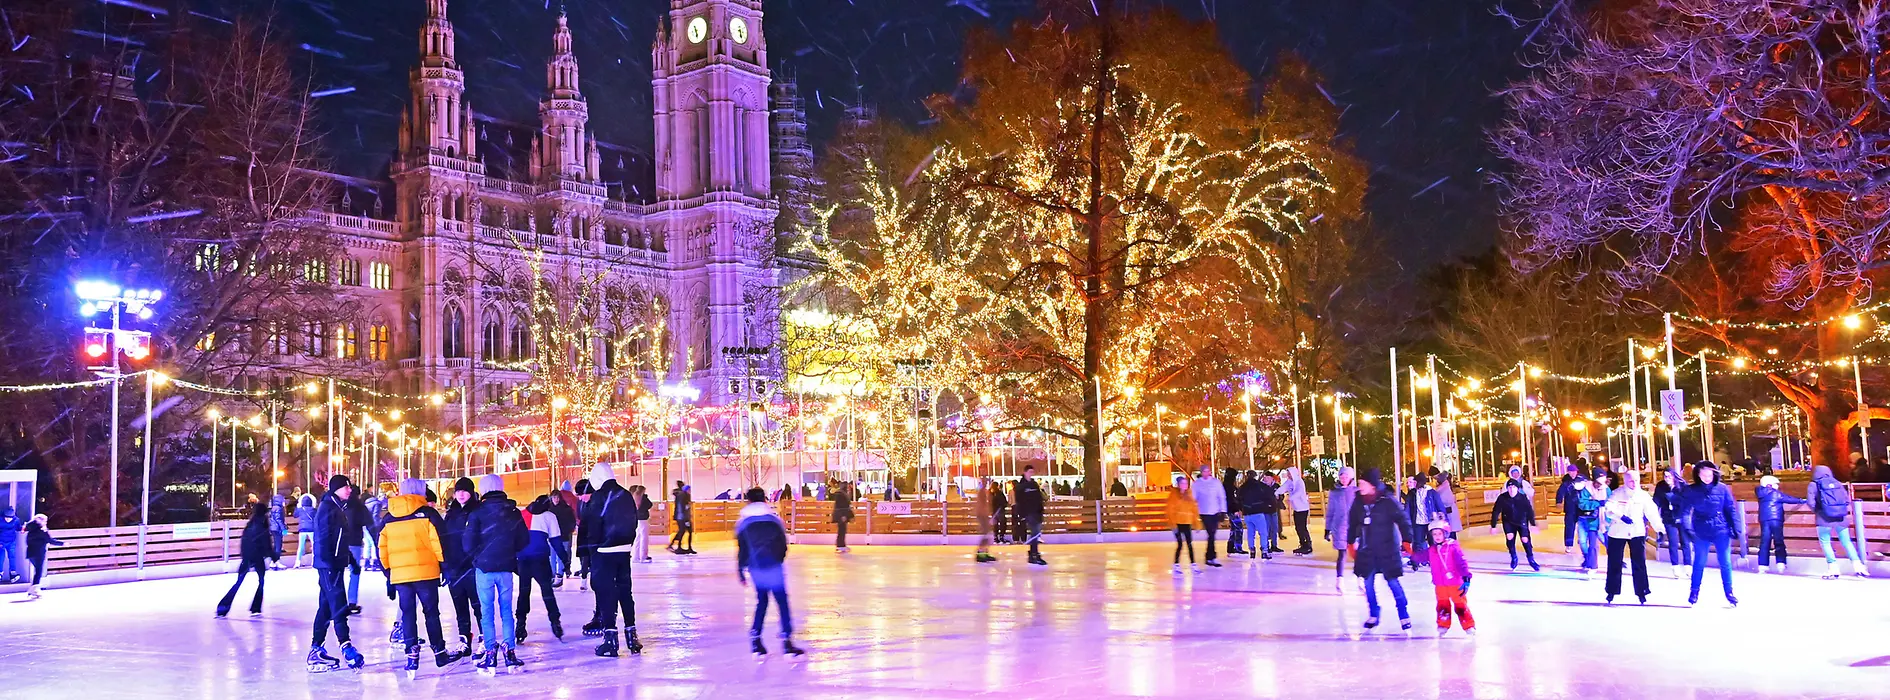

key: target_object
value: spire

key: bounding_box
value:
[546,10,581,100]
[538,9,590,183]
[420,0,457,69]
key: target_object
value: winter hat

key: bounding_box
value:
[425,488,439,503]
[1760,475,1781,488]
[1411,473,1428,488]
[399,478,427,496]
[478,473,504,494]
[453,477,477,495]
[574,479,595,496]
[1360,468,1382,487]
[327,474,352,493]
[32,513,47,524]
[1428,520,1451,533]
[1337,466,1356,482]
[745,487,768,503]
[589,463,616,489]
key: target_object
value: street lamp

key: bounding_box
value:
[77,280,162,530]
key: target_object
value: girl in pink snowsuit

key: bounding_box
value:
[1425,522,1475,636]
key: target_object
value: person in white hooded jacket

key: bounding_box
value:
[1191,465,1229,567]
[1281,467,1314,555]
[1598,470,1664,605]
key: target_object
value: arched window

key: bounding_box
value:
[443,304,466,358]
[482,319,502,360]
[509,322,532,362]
[367,323,390,360]
[334,323,359,360]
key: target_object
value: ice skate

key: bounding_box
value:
[751,636,768,657]
[1332,575,1344,592]
[1824,562,1840,580]
[26,585,41,599]
[782,638,806,657]
[582,619,607,638]
[306,646,341,673]
[515,617,528,645]
[551,619,565,640]
[626,627,644,655]
[1173,564,1184,575]
[1363,616,1379,630]
[340,642,365,670]
[1529,559,1540,572]
[1400,618,1412,632]
[1191,563,1202,573]
[503,649,523,673]
[403,646,420,680]
[474,649,498,675]
[389,620,405,648]
[434,647,461,669]
[1464,628,1477,637]
[1856,562,1872,578]
[1205,559,1223,568]
[595,630,620,658]
[1436,627,1450,638]
[1771,562,1786,574]
[1726,594,1739,609]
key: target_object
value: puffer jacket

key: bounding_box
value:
[1756,484,1806,525]
[462,491,528,573]
[583,480,640,551]
[1347,490,1412,578]
[1281,471,1311,512]
[1809,465,1855,526]
[440,498,477,580]
[1680,467,1740,540]
[309,491,354,570]
[1599,486,1665,540]
[1164,487,1200,528]
[378,494,444,584]
[735,502,789,573]
[1325,483,1358,542]
[1489,491,1536,530]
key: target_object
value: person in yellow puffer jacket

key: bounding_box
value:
[378,478,458,676]
[1166,478,1202,573]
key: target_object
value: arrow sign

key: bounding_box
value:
[1660,390,1686,425]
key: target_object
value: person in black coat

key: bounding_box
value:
[343,490,370,612]
[1488,481,1540,570]
[990,482,1011,544]
[1015,467,1047,565]
[217,503,279,617]
[462,474,529,669]
[1236,471,1279,559]
[1223,468,1247,555]
[583,464,646,657]
[1346,470,1413,630]
[547,490,578,577]
[23,513,64,598]
[307,474,360,670]
[668,481,696,554]
[440,477,481,655]
[829,481,854,553]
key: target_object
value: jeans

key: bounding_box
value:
[1363,571,1409,621]
[1562,511,1577,548]
[29,551,48,585]
[1243,514,1267,554]
[346,545,363,605]
[1267,513,1283,551]
[1173,524,1195,563]
[516,556,561,628]
[1227,512,1245,552]
[395,580,446,653]
[1605,536,1650,599]
[1334,538,1349,577]
[749,565,791,637]
[295,532,313,567]
[591,551,638,629]
[1576,517,1600,569]
[310,567,352,647]
[1504,525,1536,567]
[0,540,17,580]
[1688,533,1735,602]
[1664,524,1692,566]
[216,559,266,615]
[1293,510,1312,551]
[1201,513,1223,562]
[550,537,571,576]
[474,570,516,651]
[1818,524,1864,564]
[269,529,285,561]
[445,569,480,643]
[1758,521,1787,566]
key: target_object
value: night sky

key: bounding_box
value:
[222,0,1528,270]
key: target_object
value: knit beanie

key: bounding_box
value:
[327,474,351,493]
[399,478,427,496]
[478,473,504,494]
[453,476,477,495]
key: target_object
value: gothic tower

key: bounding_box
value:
[650,0,780,402]
[531,12,601,185]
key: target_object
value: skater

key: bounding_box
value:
[463,473,528,673]
[441,478,483,657]
[1224,468,1246,556]
[1110,478,1129,497]
[0,506,21,583]
[1555,465,1579,552]
[516,495,565,642]
[831,481,854,553]
[22,513,63,598]
[307,475,363,672]
[1347,470,1414,631]
[736,487,805,656]
[1404,474,1431,569]
[343,489,370,612]
[668,481,696,554]
[974,477,996,563]
[991,480,1010,545]
[1166,475,1200,573]
[364,488,387,572]
[1488,480,1540,571]
[216,502,278,617]
[379,478,460,676]
[1680,461,1740,607]
[1236,470,1277,559]
[1754,475,1803,573]
[1016,466,1047,566]
[1423,471,1461,537]
[1283,466,1313,555]
[584,463,646,657]
[1192,465,1228,567]
[267,490,288,567]
[1600,469,1662,604]
[547,490,578,580]
[1324,466,1359,591]
[1653,467,1691,577]
[1425,522,1474,637]
[294,486,317,568]
[1506,466,1535,501]
[1808,465,1871,578]
[630,484,654,563]
[1572,472,1607,574]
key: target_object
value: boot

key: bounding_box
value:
[503,648,523,673]
[551,618,565,640]
[782,637,805,656]
[474,649,498,675]
[403,645,420,679]
[751,635,768,656]
[1856,561,1873,578]
[340,642,365,670]
[582,619,607,638]
[595,629,620,658]
[434,646,459,668]
[515,616,528,645]
[26,584,41,599]
[626,626,644,654]
[306,645,341,673]
[1825,562,1841,580]
[389,620,406,648]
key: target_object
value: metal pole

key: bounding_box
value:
[1291,385,1303,476]
[1699,353,1715,463]
[210,419,219,510]
[137,370,155,569]
[109,303,121,530]
[1517,361,1530,477]
[1627,340,1640,469]
[1391,348,1403,484]
[1427,355,1441,472]
[1856,355,1871,466]
[1409,366,1420,473]
[1664,314,1683,465]
[325,379,335,490]
[270,402,280,496]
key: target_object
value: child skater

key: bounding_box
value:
[1426,521,1475,637]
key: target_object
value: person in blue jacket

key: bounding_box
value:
[0,506,23,584]
[1680,461,1741,607]
[1652,467,1691,577]
[736,487,804,656]
[1754,475,1805,573]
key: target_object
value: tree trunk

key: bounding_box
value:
[1078,0,1116,502]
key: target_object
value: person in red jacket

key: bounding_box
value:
[1425,521,1474,637]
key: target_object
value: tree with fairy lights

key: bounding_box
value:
[1496,0,1890,476]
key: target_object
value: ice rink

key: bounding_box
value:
[4,534,1887,699]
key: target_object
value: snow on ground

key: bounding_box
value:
[2,533,1886,699]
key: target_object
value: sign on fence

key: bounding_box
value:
[171,522,213,539]
[875,501,912,515]
[1660,390,1686,425]
[1579,443,1604,453]
[1309,436,1325,455]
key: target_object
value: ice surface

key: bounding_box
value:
[3,534,1886,699]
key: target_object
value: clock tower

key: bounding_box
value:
[651,0,779,402]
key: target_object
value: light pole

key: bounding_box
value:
[207,408,221,513]
[1846,314,1871,465]
[77,281,161,529]
[138,370,166,569]
[550,395,569,486]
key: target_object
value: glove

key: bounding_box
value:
[1346,543,1357,558]
[737,571,748,586]
[1402,542,1412,556]
[1323,530,1332,542]
[1461,579,1471,595]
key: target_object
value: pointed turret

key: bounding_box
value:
[538,9,591,183]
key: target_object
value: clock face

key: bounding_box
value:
[686,16,707,44]
[730,17,749,44]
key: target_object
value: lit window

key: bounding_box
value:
[304,322,326,357]
[304,258,329,284]
[334,324,358,360]
[367,324,389,360]
[338,258,362,286]
[369,262,392,290]
[196,331,217,352]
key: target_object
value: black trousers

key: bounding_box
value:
[395,580,447,652]
[310,567,352,647]
[30,551,48,585]
[1201,514,1223,562]
[592,551,638,629]
[1293,510,1313,551]
[445,568,480,641]
[750,574,791,638]
[216,558,266,615]
[516,556,561,626]
[1504,525,1537,566]
[835,520,849,549]
[992,507,1009,542]
[669,521,694,549]
[1023,514,1043,558]
[1605,536,1651,599]
[1173,524,1195,563]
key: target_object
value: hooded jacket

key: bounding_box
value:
[1280,470,1312,512]
[1236,478,1278,515]
[1756,483,1807,525]
[309,489,354,570]
[1164,487,1200,528]
[462,491,528,573]
[1599,484,1665,540]
[378,494,445,584]
[0,508,20,545]
[520,497,559,559]
[1191,473,1228,516]
[581,480,640,552]
[1347,486,1412,578]
[1809,465,1855,526]
[735,501,789,573]
[24,517,63,560]
[1014,476,1045,518]
[1325,477,1358,541]
[440,494,478,579]
[267,494,287,533]
[1680,464,1740,540]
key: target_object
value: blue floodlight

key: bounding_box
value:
[75,280,122,302]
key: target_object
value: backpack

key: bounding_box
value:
[1815,478,1852,521]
